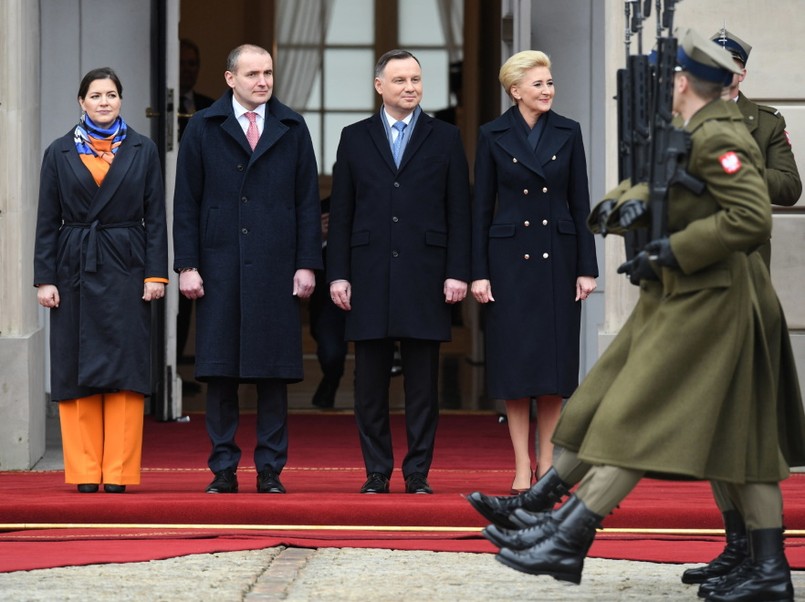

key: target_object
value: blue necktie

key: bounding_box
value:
[391,121,407,166]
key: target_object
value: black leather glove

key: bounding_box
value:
[617,199,648,229]
[617,250,659,286]
[644,237,678,268]
[591,200,615,236]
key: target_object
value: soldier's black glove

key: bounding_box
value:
[644,237,678,268]
[617,250,658,286]
[591,200,615,236]
[618,200,648,229]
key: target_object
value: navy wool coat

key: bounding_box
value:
[327,110,471,341]
[34,127,168,401]
[472,107,598,400]
[173,92,322,381]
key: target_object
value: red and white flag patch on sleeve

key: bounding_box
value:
[719,151,742,174]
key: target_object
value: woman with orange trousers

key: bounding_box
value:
[34,67,168,493]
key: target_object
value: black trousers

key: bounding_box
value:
[205,377,288,474]
[309,268,348,388]
[354,338,441,479]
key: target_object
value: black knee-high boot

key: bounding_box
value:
[682,510,748,584]
[466,467,571,529]
[483,496,577,550]
[495,495,602,584]
[704,528,793,602]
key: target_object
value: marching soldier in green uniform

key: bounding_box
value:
[713,28,802,265]
[679,28,804,591]
[471,28,803,601]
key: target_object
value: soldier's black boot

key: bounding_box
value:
[705,528,793,602]
[682,510,748,584]
[483,496,575,550]
[495,496,602,584]
[465,467,571,529]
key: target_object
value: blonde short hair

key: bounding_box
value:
[499,50,552,99]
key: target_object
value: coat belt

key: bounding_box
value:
[62,219,144,272]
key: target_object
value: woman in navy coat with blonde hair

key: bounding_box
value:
[471,50,598,492]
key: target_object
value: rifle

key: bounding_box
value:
[614,1,652,257]
[646,4,705,242]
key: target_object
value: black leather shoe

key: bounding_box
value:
[206,469,238,493]
[77,484,99,493]
[360,472,390,493]
[257,469,286,493]
[312,379,337,409]
[405,473,433,494]
[104,484,126,493]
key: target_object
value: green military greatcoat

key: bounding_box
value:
[554,99,805,483]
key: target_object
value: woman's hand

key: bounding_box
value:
[575,276,597,301]
[37,284,60,308]
[143,282,165,302]
[471,279,495,304]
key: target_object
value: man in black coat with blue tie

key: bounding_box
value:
[327,49,471,495]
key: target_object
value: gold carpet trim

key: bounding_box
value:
[1,523,804,537]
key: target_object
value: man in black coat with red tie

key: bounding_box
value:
[327,49,471,495]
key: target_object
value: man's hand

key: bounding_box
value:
[617,250,658,286]
[617,199,648,229]
[591,199,615,236]
[179,270,205,299]
[444,278,467,304]
[645,237,678,268]
[330,279,351,311]
[293,269,315,299]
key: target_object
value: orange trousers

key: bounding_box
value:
[58,391,144,485]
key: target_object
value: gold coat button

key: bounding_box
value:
[542,187,548,193]
[513,157,518,163]
[551,155,557,161]
[542,219,548,226]
[542,252,549,259]
[523,189,529,195]
[524,220,530,227]
[524,254,530,260]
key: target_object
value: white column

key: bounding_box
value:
[0,0,46,469]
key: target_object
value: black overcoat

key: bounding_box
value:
[34,127,168,401]
[327,110,471,341]
[472,107,598,399]
[173,92,322,381]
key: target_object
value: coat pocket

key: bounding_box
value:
[557,219,577,236]
[425,230,447,247]
[488,223,516,238]
[351,230,370,247]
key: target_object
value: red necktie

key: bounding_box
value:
[246,111,259,150]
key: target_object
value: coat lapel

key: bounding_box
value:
[367,113,398,173]
[495,109,545,180]
[86,133,141,222]
[535,115,573,169]
[397,113,433,173]
[62,134,102,202]
[251,111,289,163]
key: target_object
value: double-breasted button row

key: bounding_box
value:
[522,252,551,260]
[523,220,549,227]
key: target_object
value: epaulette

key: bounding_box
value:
[757,104,782,119]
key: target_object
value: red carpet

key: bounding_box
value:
[1,412,804,572]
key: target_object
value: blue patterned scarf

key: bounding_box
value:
[74,113,128,162]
